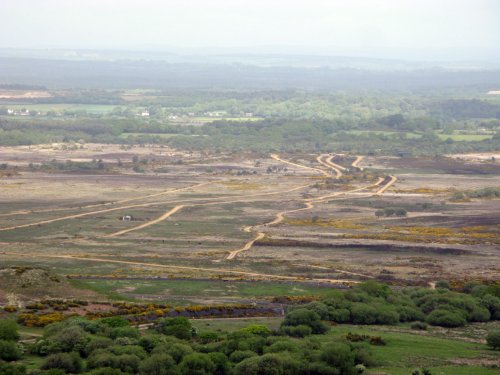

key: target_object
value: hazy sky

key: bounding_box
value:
[1,0,499,60]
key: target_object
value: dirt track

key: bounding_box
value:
[316,154,342,178]
[104,205,185,238]
[226,155,386,260]
[325,155,347,171]
[376,175,397,194]
[270,153,330,177]
[351,156,364,170]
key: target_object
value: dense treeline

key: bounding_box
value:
[0,314,378,375]
[2,57,500,90]
[291,281,500,329]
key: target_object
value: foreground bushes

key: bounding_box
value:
[282,281,500,331]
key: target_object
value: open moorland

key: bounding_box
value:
[0,143,498,307]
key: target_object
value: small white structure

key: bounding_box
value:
[140,110,150,117]
[121,215,132,221]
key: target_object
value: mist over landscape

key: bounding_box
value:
[0,1,499,375]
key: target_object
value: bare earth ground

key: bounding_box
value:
[0,143,498,303]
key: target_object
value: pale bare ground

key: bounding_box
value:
[0,181,215,217]
[103,205,185,238]
[351,155,364,170]
[0,177,312,236]
[0,251,357,284]
[0,143,193,166]
[316,154,342,178]
[0,90,52,99]
[447,152,500,163]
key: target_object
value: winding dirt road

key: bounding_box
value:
[351,156,364,171]
[324,155,347,172]
[376,175,397,194]
[226,154,386,260]
[270,153,330,177]
[316,155,342,179]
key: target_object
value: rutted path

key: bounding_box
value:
[351,155,364,170]
[324,155,347,172]
[104,205,185,238]
[270,153,330,177]
[226,154,386,260]
[316,154,342,179]
[376,175,397,194]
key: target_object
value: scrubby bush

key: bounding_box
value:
[153,343,193,364]
[426,309,467,327]
[0,340,22,361]
[321,342,356,375]
[234,353,302,375]
[229,350,257,363]
[281,308,329,334]
[179,353,215,375]
[0,321,19,341]
[239,325,272,337]
[486,330,500,350]
[156,318,193,340]
[410,321,428,330]
[0,362,27,375]
[41,352,83,373]
[139,353,179,375]
[281,325,313,337]
[435,280,451,290]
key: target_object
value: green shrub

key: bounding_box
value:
[179,353,215,375]
[469,306,491,322]
[435,280,451,290]
[41,352,83,373]
[486,330,500,350]
[156,318,193,340]
[239,325,272,337]
[234,353,302,375]
[281,325,313,337]
[282,308,328,334]
[321,342,356,375]
[229,350,257,363]
[0,340,22,361]
[153,343,193,364]
[139,353,179,375]
[0,362,27,375]
[426,309,467,327]
[0,321,19,341]
[410,321,428,330]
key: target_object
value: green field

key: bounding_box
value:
[69,278,336,303]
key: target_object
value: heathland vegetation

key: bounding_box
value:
[1,282,500,375]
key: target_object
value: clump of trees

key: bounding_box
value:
[284,281,500,329]
[1,314,376,375]
[375,207,407,218]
